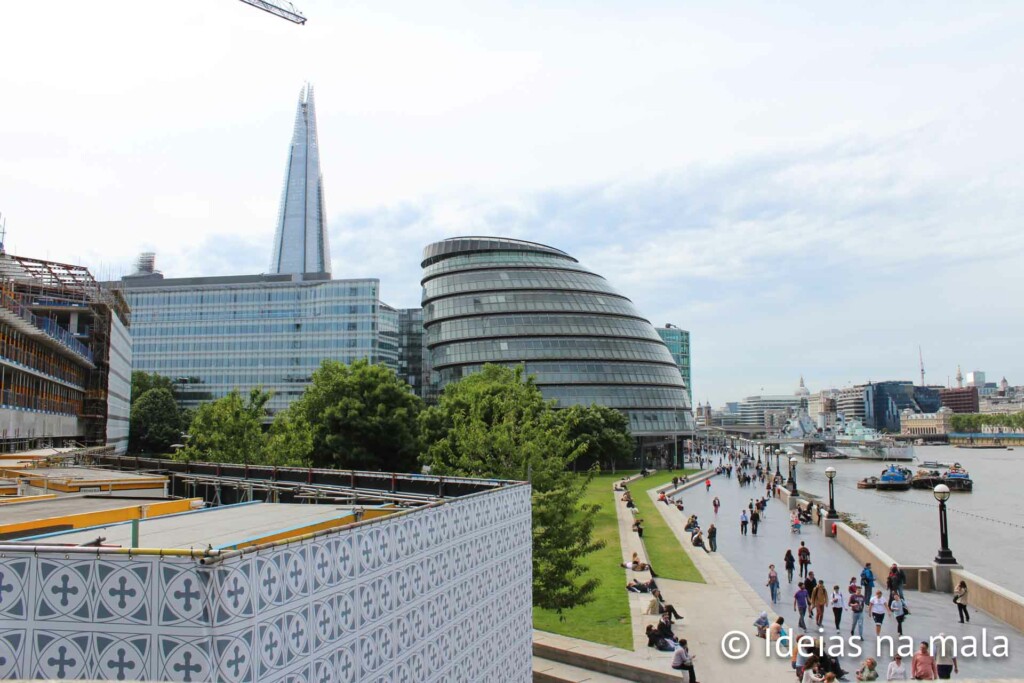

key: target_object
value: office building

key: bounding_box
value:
[656,324,691,404]
[0,457,532,682]
[420,237,693,440]
[938,386,979,414]
[0,253,131,452]
[270,84,331,276]
[736,393,802,428]
[863,381,942,433]
[966,370,986,388]
[397,308,429,398]
[115,269,397,416]
[836,385,868,422]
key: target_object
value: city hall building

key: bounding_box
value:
[420,237,694,442]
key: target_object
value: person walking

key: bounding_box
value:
[830,585,844,630]
[784,550,796,583]
[707,524,717,552]
[888,591,906,636]
[713,496,720,515]
[954,580,970,623]
[705,478,711,492]
[911,642,937,680]
[885,653,908,680]
[767,564,780,604]
[860,563,876,597]
[811,580,828,628]
[798,542,811,578]
[740,510,749,536]
[794,581,810,632]
[887,563,907,601]
[848,586,865,639]
[751,508,761,536]
[934,633,959,680]
[869,590,887,637]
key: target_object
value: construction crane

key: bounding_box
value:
[238,0,306,25]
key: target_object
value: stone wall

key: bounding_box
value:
[950,568,1024,634]
[0,484,533,682]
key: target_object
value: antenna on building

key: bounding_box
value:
[0,212,6,255]
[918,346,925,386]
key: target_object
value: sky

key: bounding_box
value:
[2,1,1022,406]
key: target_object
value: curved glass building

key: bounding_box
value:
[421,237,693,437]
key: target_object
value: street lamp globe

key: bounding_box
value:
[825,466,837,480]
[789,457,799,466]
[933,483,951,502]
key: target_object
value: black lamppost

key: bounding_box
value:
[825,466,839,519]
[774,448,783,479]
[933,484,958,564]
[788,457,799,494]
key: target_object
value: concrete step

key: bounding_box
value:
[533,641,678,683]
[532,656,631,682]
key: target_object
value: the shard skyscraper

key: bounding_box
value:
[270,84,332,275]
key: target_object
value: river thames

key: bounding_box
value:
[788,444,1024,595]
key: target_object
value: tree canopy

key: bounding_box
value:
[178,388,270,463]
[419,364,608,613]
[950,411,1024,432]
[293,359,423,471]
[128,388,182,453]
[130,371,174,403]
[557,403,635,471]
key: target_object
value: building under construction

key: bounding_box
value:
[0,253,131,452]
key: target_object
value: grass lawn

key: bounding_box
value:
[629,471,705,583]
[533,469,701,648]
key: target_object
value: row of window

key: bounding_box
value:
[423,290,636,324]
[0,323,89,388]
[126,283,378,307]
[543,385,691,410]
[431,337,675,367]
[427,314,661,344]
[133,335,394,354]
[423,270,618,302]
[131,319,382,337]
[0,365,83,417]
[132,304,382,323]
[422,250,589,280]
[624,409,695,434]
[437,361,686,387]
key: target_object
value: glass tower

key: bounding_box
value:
[270,84,331,275]
[421,237,693,436]
[656,325,691,405]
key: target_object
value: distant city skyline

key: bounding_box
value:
[2,2,1022,406]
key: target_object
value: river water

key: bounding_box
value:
[787,444,1024,596]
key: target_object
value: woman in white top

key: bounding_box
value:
[869,590,887,636]
[830,585,844,630]
[885,653,908,680]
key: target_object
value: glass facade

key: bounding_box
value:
[119,273,397,416]
[656,326,692,405]
[421,237,693,436]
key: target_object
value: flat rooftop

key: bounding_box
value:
[23,502,363,550]
[0,495,180,527]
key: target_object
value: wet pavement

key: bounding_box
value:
[683,455,1024,680]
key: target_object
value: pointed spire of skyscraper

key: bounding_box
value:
[270,83,332,275]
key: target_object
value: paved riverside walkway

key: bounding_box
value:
[684,458,1024,680]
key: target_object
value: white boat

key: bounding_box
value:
[829,418,915,461]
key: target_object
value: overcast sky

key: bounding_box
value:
[2,1,1022,405]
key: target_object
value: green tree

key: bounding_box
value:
[294,359,423,471]
[264,406,314,467]
[419,364,604,613]
[558,403,634,471]
[128,388,182,453]
[130,371,174,403]
[178,388,270,463]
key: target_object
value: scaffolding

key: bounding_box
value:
[0,254,130,449]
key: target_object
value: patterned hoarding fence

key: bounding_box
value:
[0,484,533,682]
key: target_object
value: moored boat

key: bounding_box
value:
[920,460,948,469]
[911,469,944,489]
[942,463,974,492]
[857,476,879,489]
[875,465,913,491]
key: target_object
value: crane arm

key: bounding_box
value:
[237,0,306,25]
